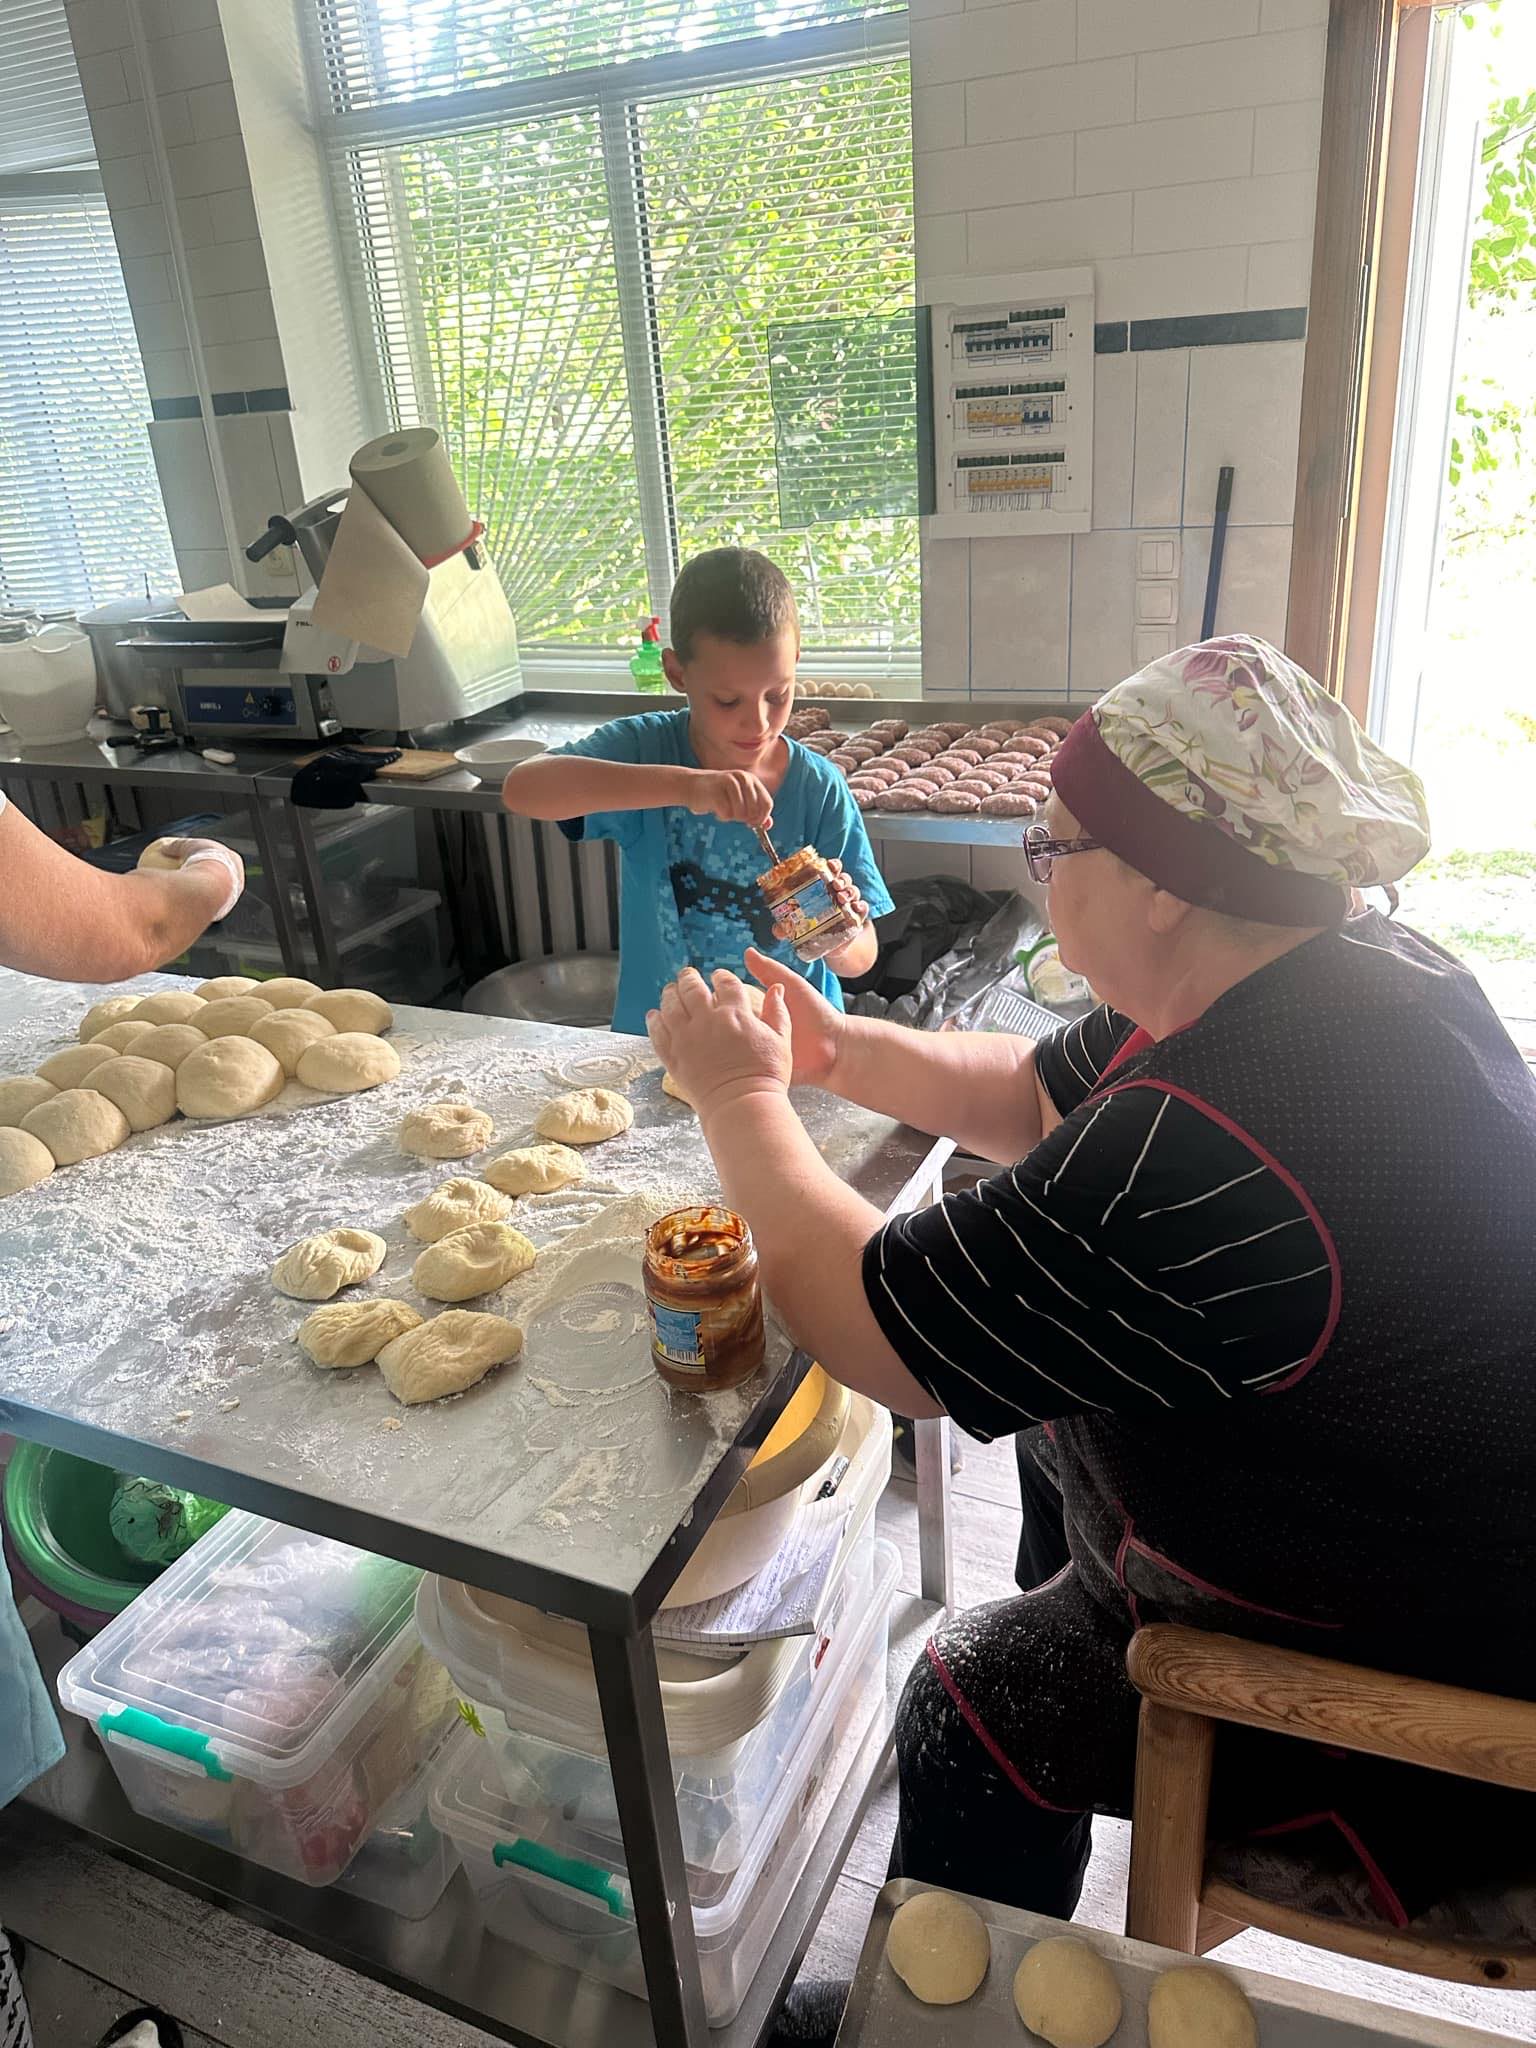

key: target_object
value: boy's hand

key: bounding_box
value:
[826,857,870,926]
[687,769,774,832]
[744,946,846,1086]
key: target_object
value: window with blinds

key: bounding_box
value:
[0,0,176,614]
[312,0,918,658]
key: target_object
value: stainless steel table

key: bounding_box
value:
[0,973,955,2046]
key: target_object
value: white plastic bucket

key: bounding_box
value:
[0,621,97,744]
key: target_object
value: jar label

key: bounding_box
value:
[768,875,841,943]
[648,1300,705,1372]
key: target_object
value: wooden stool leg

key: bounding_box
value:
[1126,1698,1216,1952]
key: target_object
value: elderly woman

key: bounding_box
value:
[0,796,244,2048]
[649,636,1536,1941]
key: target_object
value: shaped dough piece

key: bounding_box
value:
[133,991,208,1027]
[198,994,275,1039]
[535,1087,633,1146]
[91,1019,156,1056]
[304,988,393,1035]
[0,1128,55,1198]
[376,1309,523,1405]
[296,1032,400,1095]
[257,976,322,1010]
[272,1226,388,1301]
[886,1891,990,2005]
[177,1036,284,1119]
[136,838,187,872]
[79,996,142,1042]
[661,1069,694,1109]
[194,975,258,1001]
[0,1076,57,1127]
[22,1088,130,1165]
[399,1100,494,1158]
[298,1298,422,1368]
[481,1143,585,1197]
[134,1022,209,1072]
[413,1221,536,1302]
[250,1008,336,1076]
[38,1043,112,1089]
[1013,1937,1123,2048]
[405,1176,513,1243]
[91,1054,177,1132]
[1147,1967,1255,2048]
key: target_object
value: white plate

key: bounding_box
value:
[453,737,547,776]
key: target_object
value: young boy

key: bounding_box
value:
[502,547,891,1036]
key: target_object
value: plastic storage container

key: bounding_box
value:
[416,1398,891,1879]
[0,618,97,744]
[56,1511,456,1887]
[432,1539,899,2024]
[336,1726,463,1918]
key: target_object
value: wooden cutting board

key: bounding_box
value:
[293,747,461,781]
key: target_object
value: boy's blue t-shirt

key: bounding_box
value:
[554,709,893,1035]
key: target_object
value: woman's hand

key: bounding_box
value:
[743,946,846,1086]
[648,968,791,1117]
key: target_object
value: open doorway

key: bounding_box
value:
[1370,2,1536,1047]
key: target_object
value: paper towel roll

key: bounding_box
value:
[349,428,476,566]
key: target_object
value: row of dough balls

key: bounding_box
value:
[886,1892,1256,2048]
[0,975,398,1197]
[262,1088,640,1404]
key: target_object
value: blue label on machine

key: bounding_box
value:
[182,686,298,726]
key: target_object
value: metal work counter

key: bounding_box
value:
[0,967,955,2046]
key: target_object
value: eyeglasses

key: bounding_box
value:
[1023,824,1102,885]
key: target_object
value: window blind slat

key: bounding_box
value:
[0,0,96,174]
[0,193,178,611]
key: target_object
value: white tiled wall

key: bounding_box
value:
[913,0,1324,700]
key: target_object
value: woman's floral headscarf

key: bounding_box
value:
[1052,636,1431,924]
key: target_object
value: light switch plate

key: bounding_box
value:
[1136,583,1177,623]
[1133,625,1177,666]
[1138,536,1178,579]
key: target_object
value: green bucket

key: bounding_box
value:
[3,1442,161,1631]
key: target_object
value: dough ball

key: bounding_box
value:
[272,1226,388,1301]
[256,976,322,1010]
[1013,1937,1123,2048]
[413,1221,536,1302]
[405,1176,513,1243]
[90,1054,177,1132]
[298,1298,422,1368]
[22,1088,130,1165]
[91,1019,156,1056]
[376,1309,522,1405]
[133,1023,208,1072]
[194,975,258,1001]
[886,1890,990,2005]
[661,1068,694,1110]
[249,1008,336,1076]
[295,1032,400,1095]
[481,1142,585,1197]
[0,1075,58,1127]
[79,995,142,1041]
[198,994,275,1039]
[38,1042,112,1089]
[303,988,393,1035]
[0,1128,55,1198]
[534,1087,633,1146]
[177,1036,284,1119]
[133,990,208,1027]
[399,1100,495,1159]
[137,837,188,872]
[1147,1967,1256,2048]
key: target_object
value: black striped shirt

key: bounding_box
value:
[863,1005,1333,1440]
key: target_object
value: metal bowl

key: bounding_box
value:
[465,954,619,1028]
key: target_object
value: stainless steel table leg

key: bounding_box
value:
[249,797,306,978]
[913,1165,955,1610]
[589,1623,710,2047]
[290,805,342,987]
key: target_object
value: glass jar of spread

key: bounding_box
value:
[756,845,861,963]
[643,1206,765,1392]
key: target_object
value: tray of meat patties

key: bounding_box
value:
[784,708,1074,822]
[838,1881,1511,2048]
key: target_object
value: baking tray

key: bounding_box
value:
[839,1881,1513,2048]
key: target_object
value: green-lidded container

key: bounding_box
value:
[4,1442,158,1632]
